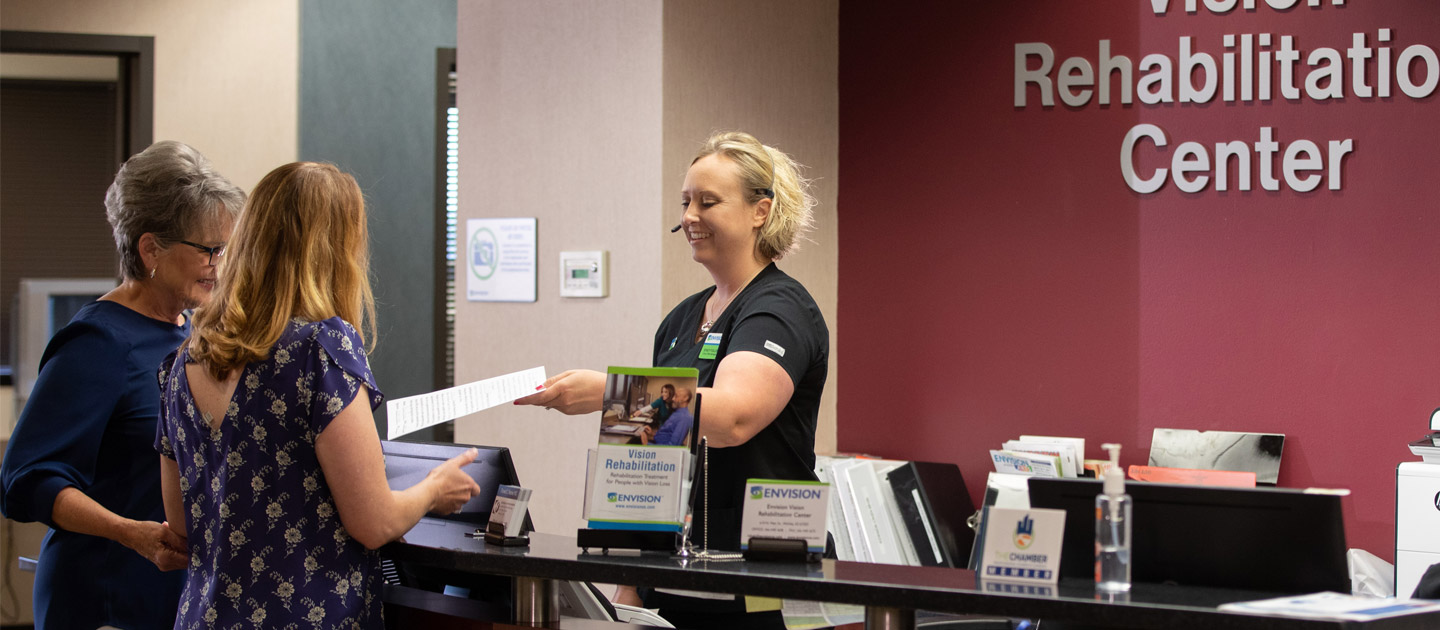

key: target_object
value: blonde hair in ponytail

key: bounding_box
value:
[693,131,815,261]
[189,162,375,380]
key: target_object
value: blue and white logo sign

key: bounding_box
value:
[470,227,498,280]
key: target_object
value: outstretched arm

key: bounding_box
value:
[317,390,481,549]
[513,369,606,415]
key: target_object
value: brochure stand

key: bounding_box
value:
[578,369,699,554]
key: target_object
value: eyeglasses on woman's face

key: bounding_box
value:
[177,240,226,266]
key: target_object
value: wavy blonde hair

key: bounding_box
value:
[188,162,376,380]
[693,131,815,260]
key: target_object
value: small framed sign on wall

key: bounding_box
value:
[466,217,537,302]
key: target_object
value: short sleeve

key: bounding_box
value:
[723,284,824,387]
[0,322,129,525]
[311,318,384,434]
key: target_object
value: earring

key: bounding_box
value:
[150,267,156,279]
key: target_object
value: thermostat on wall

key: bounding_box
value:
[559,250,608,298]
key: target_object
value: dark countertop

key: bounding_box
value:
[384,519,1440,630]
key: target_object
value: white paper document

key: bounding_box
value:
[386,366,546,439]
[1219,592,1440,621]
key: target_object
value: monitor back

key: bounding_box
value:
[381,440,532,532]
[1027,478,1348,594]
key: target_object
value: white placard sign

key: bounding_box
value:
[466,217,536,302]
[740,479,830,552]
[979,507,1066,585]
[386,366,546,440]
[585,444,687,528]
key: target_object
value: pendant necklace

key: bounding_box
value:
[696,295,727,342]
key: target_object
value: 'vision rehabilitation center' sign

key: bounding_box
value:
[1013,0,1437,194]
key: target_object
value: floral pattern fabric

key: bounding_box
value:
[156,317,385,629]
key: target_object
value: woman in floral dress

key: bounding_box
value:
[156,162,480,629]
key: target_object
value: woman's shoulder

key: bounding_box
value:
[285,316,370,373]
[740,265,822,312]
[39,302,135,362]
[660,286,713,325]
[278,316,359,342]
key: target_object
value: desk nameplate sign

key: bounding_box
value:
[739,479,830,553]
[978,506,1066,585]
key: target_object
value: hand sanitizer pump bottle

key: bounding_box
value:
[1096,443,1132,592]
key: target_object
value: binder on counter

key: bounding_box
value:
[886,461,976,568]
[815,455,857,561]
[839,459,910,564]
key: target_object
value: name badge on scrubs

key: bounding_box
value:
[698,333,722,360]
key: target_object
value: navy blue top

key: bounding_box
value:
[0,300,188,630]
[157,317,385,630]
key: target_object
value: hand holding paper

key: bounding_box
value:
[512,369,606,415]
[386,367,547,440]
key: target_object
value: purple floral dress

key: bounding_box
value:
[156,318,385,629]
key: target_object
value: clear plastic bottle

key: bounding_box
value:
[1095,443,1132,592]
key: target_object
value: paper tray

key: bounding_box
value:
[1408,433,1440,463]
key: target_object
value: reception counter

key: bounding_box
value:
[383,518,1440,630]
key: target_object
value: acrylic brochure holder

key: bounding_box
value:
[578,366,699,553]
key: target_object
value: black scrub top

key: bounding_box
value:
[652,263,829,550]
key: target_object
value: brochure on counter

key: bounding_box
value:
[582,366,698,532]
[990,450,1061,477]
[990,434,1088,478]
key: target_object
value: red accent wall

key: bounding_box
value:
[838,0,1439,561]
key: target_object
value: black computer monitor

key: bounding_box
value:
[381,440,533,532]
[1026,478,1349,594]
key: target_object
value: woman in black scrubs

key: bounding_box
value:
[517,131,828,628]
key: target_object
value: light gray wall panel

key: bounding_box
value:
[300,0,456,435]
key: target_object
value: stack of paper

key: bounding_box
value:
[1409,433,1440,463]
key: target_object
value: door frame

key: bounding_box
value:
[1,30,154,159]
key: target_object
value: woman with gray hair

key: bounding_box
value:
[0,141,244,630]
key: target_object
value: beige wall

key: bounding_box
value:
[660,0,839,457]
[454,0,667,533]
[1,0,300,191]
[454,0,838,534]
